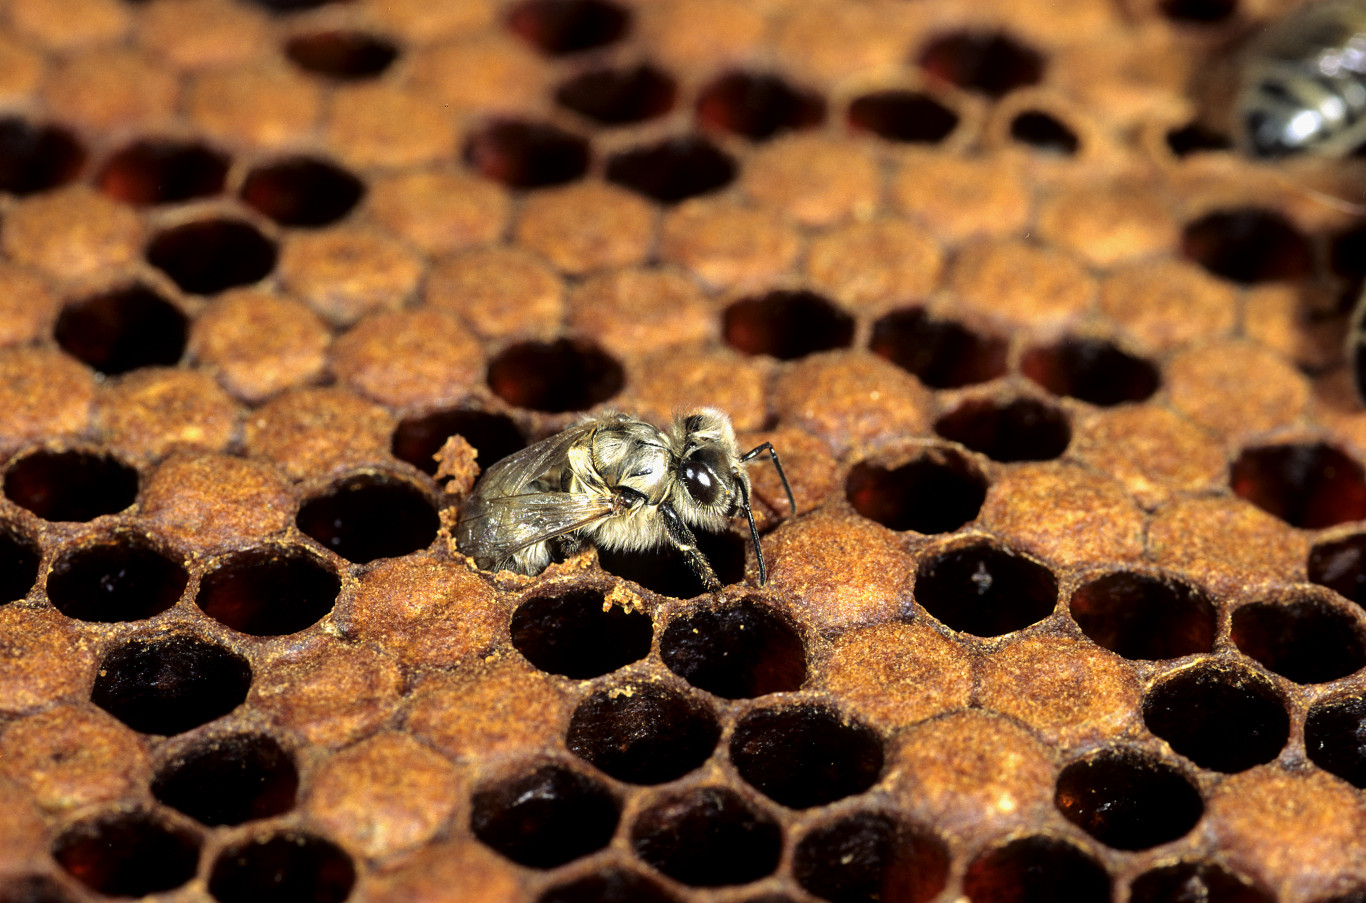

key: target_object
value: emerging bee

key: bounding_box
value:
[454,409,795,591]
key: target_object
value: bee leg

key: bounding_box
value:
[741,442,797,516]
[658,501,723,593]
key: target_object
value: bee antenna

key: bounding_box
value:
[736,477,767,586]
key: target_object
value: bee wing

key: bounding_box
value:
[476,421,597,497]
[464,490,614,565]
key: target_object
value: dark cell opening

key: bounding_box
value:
[793,812,950,903]
[1143,663,1289,773]
[1158,0,1238,23]
[605,136,736,204]
[869,308,1007,388]
[847,90,959,144]
[1055,749,1203,850]
[0,523,39,604]
[555,63,676,126]
[0,874,82,903]
[4,450,138,522]
[730,705,883,809]
[296,474,439,564]
[195,546,341,636]
[91,634,252,736]
[55,285,188,375]
[845,448,987,534]
[1009,110,1080,155]
[146,219,278,295]
[914,541,1058,637]
[916,31,1045,99]
[471,764,619,868]
[934,397,1071,463]
[510,587,652,678]
[1310,533,1366,608]
[538,869,680,903]
[241,156,364,227]
[696,71,826,142]
[630,786,782,887]
[1130,861,1274,903]
[96,139,228,206]
[207,833,354,903]
[506,0,631,56]
[487,338,624,412]
[392,408,526,476]
[52,811,200,898]
[1166,123,1233,156]
[152,733,298,826]
[1231,595,1366,684]
[0,117,85,195]
[597,528,746,599]
[1070,571,1217,660]
[47,535,187,623]
[284,30,399,80]
[1181,208,1313,285]
[1021,337,1160,407]
[660,596,806,699]
[567,682,719,784]
[723,290,854,361]
[1230,443,1366,529]
[962,836,1110,903]
[1306,694,1366,787]
[1330,223,1366,281]
[463,119,590,189]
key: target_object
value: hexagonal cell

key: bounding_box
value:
[730,705,882,809]
[1309,533,1366,608]
[554,63,676,126]
[567,682,720,784]
[486,338,624,412]
[1055,748,1203,850]
[1142,663,1289,773]
[1230,442,1366,529]
[1306,694,1366,788]
[463,119,591,189]
[510,587,652,679]
[55,284,188,375]
[605,136,736,204]
[1130,861,1273,903]
[0,117,85,195]
[152,733,298,826]
[241,156,365,227]
[723,290,855,361]
[1069,571,1217,660]
[284,30,399,80]
[146,219,278,295]
[47,534,188,623]
[0,522,39,604]
[847,90,959,144]
[91,634,252,736]
[53,811,200,898]
[0,874,81,903]
[1231,594,1366,684]
[869,308,1007,388]
[296,474,439,564]
[916,30,1045,98]
[207,833,354,903]
[696,71,825,142]
[934,397,1071,463]
[630,786,782,887]
[471,764,619,868]
[96,139,228,206]
[915,541,1058,637]
[195,546,341,636]
[963,836,1110,903]
[1158,0,1237,23]
[392,408,526,476]
[1166,122,1233,157]
[506,0,631,56]
[1009,110,1080,155]
[1181,208,1313,285]
[660,597,806,699]
[597,528,746,600]
[1021,337,1160,407]
[793,812,949,903]
[845,447,987,534]
[538,868,681,903]
[4,450,139,522]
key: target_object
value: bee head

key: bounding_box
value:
[671,409,744,524]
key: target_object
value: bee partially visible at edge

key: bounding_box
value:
[454,409,796,592]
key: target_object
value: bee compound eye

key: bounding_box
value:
[682,461,722,506]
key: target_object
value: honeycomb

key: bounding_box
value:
[2,0,1366,900]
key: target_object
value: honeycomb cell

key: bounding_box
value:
[606,136,736,204]
[914,541,1058,637]
[52,811,200,898]
[392,408,525,476]
[208,834,355,903]
[463,119,590,189]
[195,546,341,637]
[1055,748,1203,850]
[47,534,187,622]
[962,836,1110,903]
[1231,594,1366,684]
[869,308,1007,388]
[241,157,364,227]
[1165,122,1232,156]
[486,338,624,412]
[91,634,252,736]
[554,63,676,126]
[296,474,439,564]
[96,139,228,206]
[845,448,987,534]
[506,0,630,56]
[284,30,399,80]
[723,290,854,361]
[471,764,618,868]
[916,31,1045,99]
[730,705,882,809]
[1306,694,1366,787]
[598,528,746,600]
[1158,0,1237,23]
[0,523,39,604]
[1021,337,1160,407]
[793,812,949,903]
[510,587,652,679]
[1181,209,1313,285]
[1070,571,1217,660]
[1310,533,1366,608]
[146,219,278,295]
[567,682,719,784]
[1230,443,1366,529]
[847,90,959,144]
[660,596,806,699]
[152,733,298,826]
[1009,110,1080,155]
[934,397,1070,463]
[1143,663,1289,773]
[630,786,782,887]
[696,71,825,142]
[4,450,138,522]
[0,117,85,195]
[538,868,680,903]
[55,284,188,375]
[1129,861,1273,903]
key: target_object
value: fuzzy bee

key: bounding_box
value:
[454,409,795,592]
